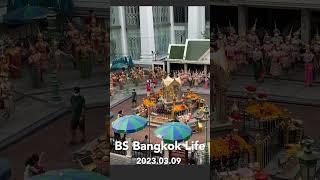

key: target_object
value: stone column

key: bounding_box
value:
[167,62,171,74]
[204,65,207,73]
[188,6,206,39]
[238,6,248,36]
[139,6,156,62]
[301,9,311,44]
[169,6,175,44]
[119,6,128,56]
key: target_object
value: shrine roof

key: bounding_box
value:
[167,39,210,62]
[168,44,185,59]
[184,39,210,61]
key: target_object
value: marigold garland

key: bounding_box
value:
[245,102,285,121]
[210,135,252,160]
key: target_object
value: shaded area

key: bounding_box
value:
[0,107,107,180]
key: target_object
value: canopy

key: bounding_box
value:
[111,56,134,71]
[7,0,74,15]
[3,5,48,24]
[154,122,192,143]
[31,169,108,180]
[112,115,148,134]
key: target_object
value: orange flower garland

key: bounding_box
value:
[143,99,156,107]
[245,102,285,121]
[211,135,252,160]
[186,92,200,100]
[173,104,188,112]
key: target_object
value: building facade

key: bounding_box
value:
[110,6,210,66]
[212,0,320,43]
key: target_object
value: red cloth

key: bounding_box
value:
[146,83,151,92]
[255,170,268,180]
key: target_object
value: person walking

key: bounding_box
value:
[132,89,137,108]
[70,87,86,145]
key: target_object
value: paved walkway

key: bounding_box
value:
[227,65,320,106]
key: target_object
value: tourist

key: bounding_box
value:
[142,135,149,144]
[117,110,124,119]
[121,134,126,142]
[114,132,121,141]
[132,89,137,108]
[24,153,45,179]
[302,45,315,87]
[70,87,86,144]
[189,151,196,165]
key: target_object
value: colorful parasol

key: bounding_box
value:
[154,122,192,143]
[31,169,108,180]
[112,115,148,134]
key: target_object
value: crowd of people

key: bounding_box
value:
[174,70,210,88]
[213,21,320,86]
[0,10,108,88]
[110,66,210,96]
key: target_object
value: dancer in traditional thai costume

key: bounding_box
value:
[236,35,249,65]
[225,40,237,72]
[280,30,293,73]
[302,45,314,86]
[66,21,80,69]
[312,32,320,81]
[247,19,260,63]
[271,23,283,47]
[262,32,273,74]
[28,46,42,88]
[270,46,282,79]
[35,32,50,82]
[252,46,264,82]
[76,37,93,79]
[204,76,209,89]
[291,29,302,70]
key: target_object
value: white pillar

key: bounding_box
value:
[184,64,187,72]
[238,6,248,36]
[119,6,128,56]
[188,6,206,39]
[126,138,133,158]
[301,9,311,44]
[169,6,175,44]
[167,62,171,73]
[139,6,156,61]
[204,65,207,73]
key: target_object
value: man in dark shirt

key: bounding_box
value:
[132,89,137,108]
[70,87,86,145]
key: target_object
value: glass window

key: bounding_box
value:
[174,7,187,23]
